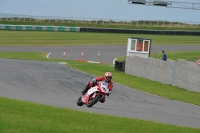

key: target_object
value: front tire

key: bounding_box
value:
[87,94,101,107]
[77,96,84,106]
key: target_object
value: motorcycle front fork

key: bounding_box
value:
[90,93,104,102]
[98,95,105,101]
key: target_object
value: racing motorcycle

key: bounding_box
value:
[77,81,110,107]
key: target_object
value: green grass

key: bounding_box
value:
[1,30,200,45]
[0,52,47,60]
[1,20,200,30]
[115,56,126,62]
[116,51,200,62]
[0,52,67,62]
[151,51,200,61]
[1,97,200,133]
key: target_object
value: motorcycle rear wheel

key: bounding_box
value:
[77,96,84,106]
[87,94,101,107]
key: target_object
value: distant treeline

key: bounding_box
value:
[1,17,200,31]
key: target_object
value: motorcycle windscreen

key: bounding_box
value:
[100,81,109,93]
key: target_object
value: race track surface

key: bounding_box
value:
[0,45,200,129]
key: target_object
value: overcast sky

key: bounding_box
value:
[0,0,200,23]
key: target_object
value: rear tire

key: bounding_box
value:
[87,94,101,107]
[77,96,84,106]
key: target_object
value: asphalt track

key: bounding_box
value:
[0,45,200,129]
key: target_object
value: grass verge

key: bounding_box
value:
[1,97,200,133]
[1,30,200,45]
[116,51,200,62]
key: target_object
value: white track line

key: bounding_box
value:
[87,61,100,64]
[47,52,51,59]
[113,58,117,65]
[58,62,67,65]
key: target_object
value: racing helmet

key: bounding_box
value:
[104,72,112,83]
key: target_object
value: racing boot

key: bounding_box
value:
[82,87,89,94]
[82,82,92,94]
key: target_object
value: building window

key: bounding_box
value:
[144,41,149,52]
[136,40,143,51]
[131,39,136,50]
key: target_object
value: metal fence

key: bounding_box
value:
[0,14,200,28]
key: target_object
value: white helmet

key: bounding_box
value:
[104,72,112,83]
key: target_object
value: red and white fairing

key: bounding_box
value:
[81,81,109,104]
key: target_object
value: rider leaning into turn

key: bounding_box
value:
[82,72,113,103]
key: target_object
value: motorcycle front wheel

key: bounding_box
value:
[87,94,101,107]
[77,96,84,106]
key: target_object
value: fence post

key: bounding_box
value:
[172,62,177,86]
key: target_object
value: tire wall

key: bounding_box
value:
[80,27,200,35]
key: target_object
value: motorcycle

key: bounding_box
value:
[77,81,110,107]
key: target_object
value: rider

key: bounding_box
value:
[82,72,113,103]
